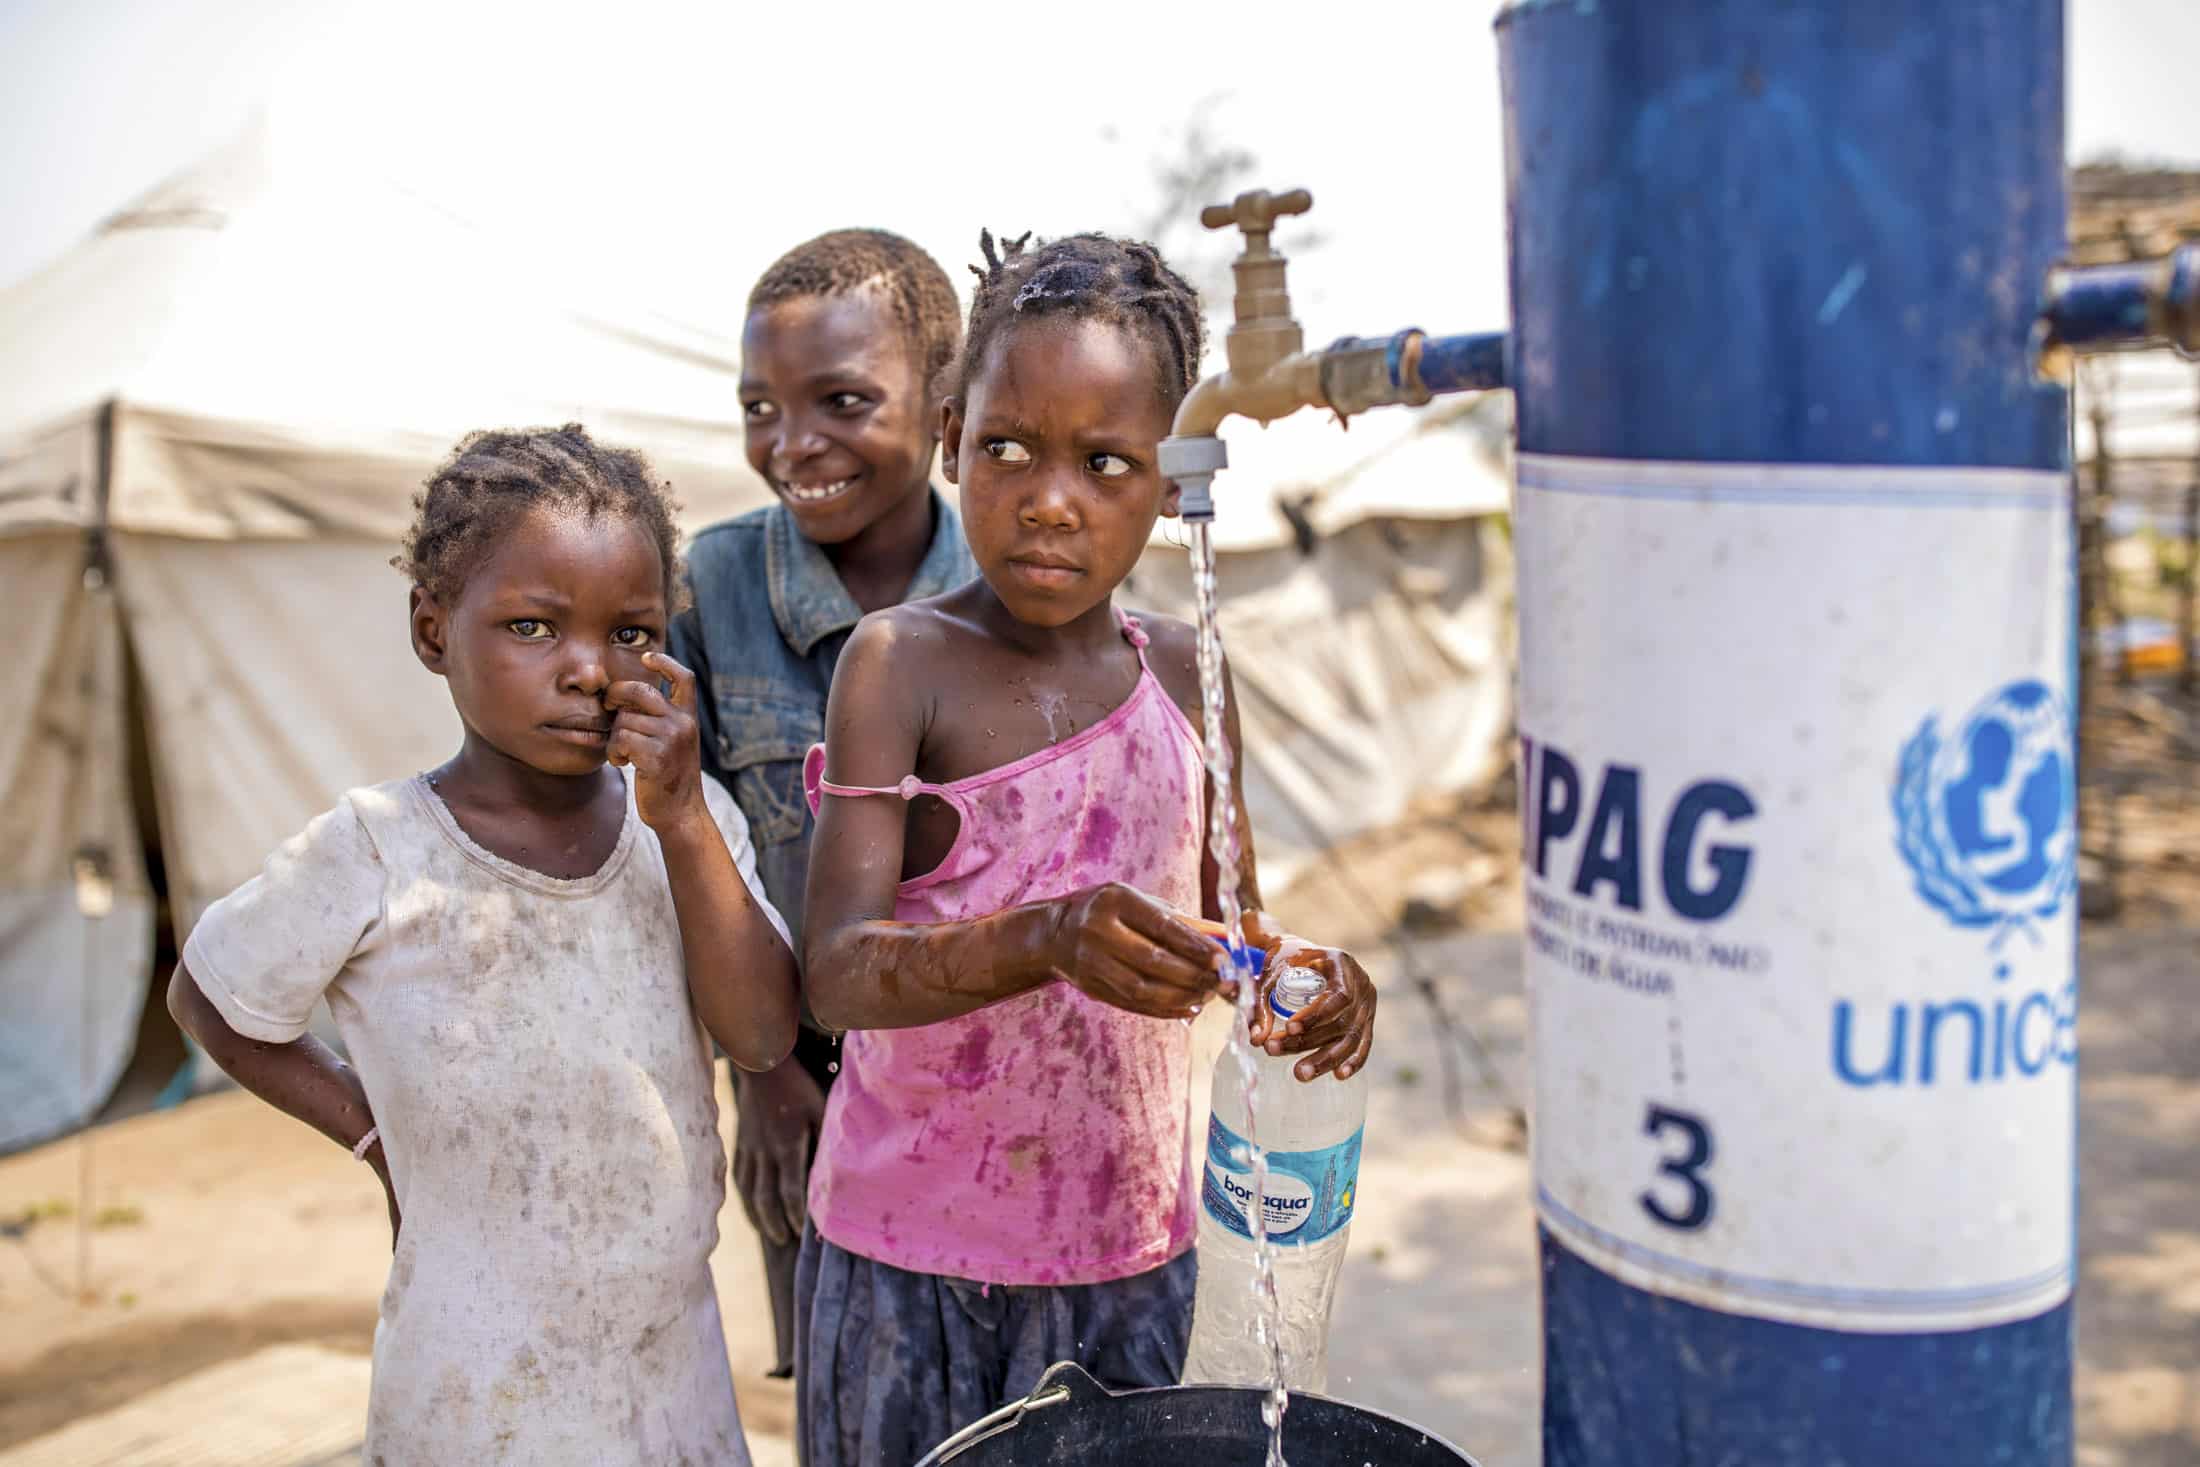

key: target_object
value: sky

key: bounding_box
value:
[1,0,2195,345]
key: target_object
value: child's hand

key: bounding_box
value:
[1241,910,1377,1083]
[733,1061,826,1248]
[606,651,708,833]
[1050,883,1226,1020]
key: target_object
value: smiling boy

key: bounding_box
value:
[669,229,975,1376]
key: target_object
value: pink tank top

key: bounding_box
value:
[801,613,1204,1285]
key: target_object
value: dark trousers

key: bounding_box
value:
[793,1226,1196,1467]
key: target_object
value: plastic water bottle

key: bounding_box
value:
[1181,967,1367,1393]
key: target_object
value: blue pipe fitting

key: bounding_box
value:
[2041,243,2200,358]
[1319,329,1511,417]
[1414,332,1510,395]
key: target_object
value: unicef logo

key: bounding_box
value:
[1894,679,2076,940]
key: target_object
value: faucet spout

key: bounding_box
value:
[1161,352,1330,523]
[1169,353,1330,440]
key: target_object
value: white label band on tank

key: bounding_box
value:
[1514,452,2076,1335]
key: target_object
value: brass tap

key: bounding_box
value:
[1157,186,1501,519]
[1206,188,1312,383]
[1167,187,1331,444]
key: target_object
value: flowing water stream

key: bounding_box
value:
[1186,517,1292,1467]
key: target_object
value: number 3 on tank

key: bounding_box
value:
[1638,1103,1714,1232]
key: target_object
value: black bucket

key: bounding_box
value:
[915,1362,1481,1466]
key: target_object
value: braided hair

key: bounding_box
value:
[395,424,686,610]
[945,230,1205,410]
[748,228,963,399]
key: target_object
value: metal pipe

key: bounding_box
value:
[1412,332,1509,395]
[1318,330,1510,417]
[2040,243,2200,357]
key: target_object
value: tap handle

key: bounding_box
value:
[1199,188,1313,236]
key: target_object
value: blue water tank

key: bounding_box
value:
[1497,3,2075,1463]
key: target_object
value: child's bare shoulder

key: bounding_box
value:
[1128,608,1197,667]
[840,591,988,685]
[1129,607,1195,651]
[850,592,972,654]
[1124,609,1204,707]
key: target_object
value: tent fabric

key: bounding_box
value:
[0,124,764,542]
[0,537,152,1152]
[1128,398,1516,889]
[108,534,461,935]
[0,408,100,535]
[1127,514,1512,890]
[0,124,1513,1150]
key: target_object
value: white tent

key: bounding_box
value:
[0,127,1513,1152]
[0,128,774,1151]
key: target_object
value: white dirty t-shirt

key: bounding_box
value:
[184,771,787,1466]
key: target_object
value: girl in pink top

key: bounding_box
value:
[796,232,1378,1467]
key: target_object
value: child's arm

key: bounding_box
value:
[169,796,399,1236]
[606,651,800,1074]
[672,593,827,1246]
[803,616,1224,1033]
[168,967,400,1241]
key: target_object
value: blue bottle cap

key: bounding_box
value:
[1269,968,1328,1020]
[1206,931,1263,978]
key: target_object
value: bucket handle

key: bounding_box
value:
[910,1372,1082,1460]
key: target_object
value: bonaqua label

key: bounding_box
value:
[1201,1115,1363,1245]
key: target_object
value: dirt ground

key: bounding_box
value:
[2,689,2195,1466]
[2079,677,2200,927]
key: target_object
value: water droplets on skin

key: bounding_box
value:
[1187,519,1291,1467]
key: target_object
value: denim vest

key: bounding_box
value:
[669,494,976,951]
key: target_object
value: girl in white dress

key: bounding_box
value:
[169,424,799,1464]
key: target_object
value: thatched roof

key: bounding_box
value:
[2072,160,2200,265]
